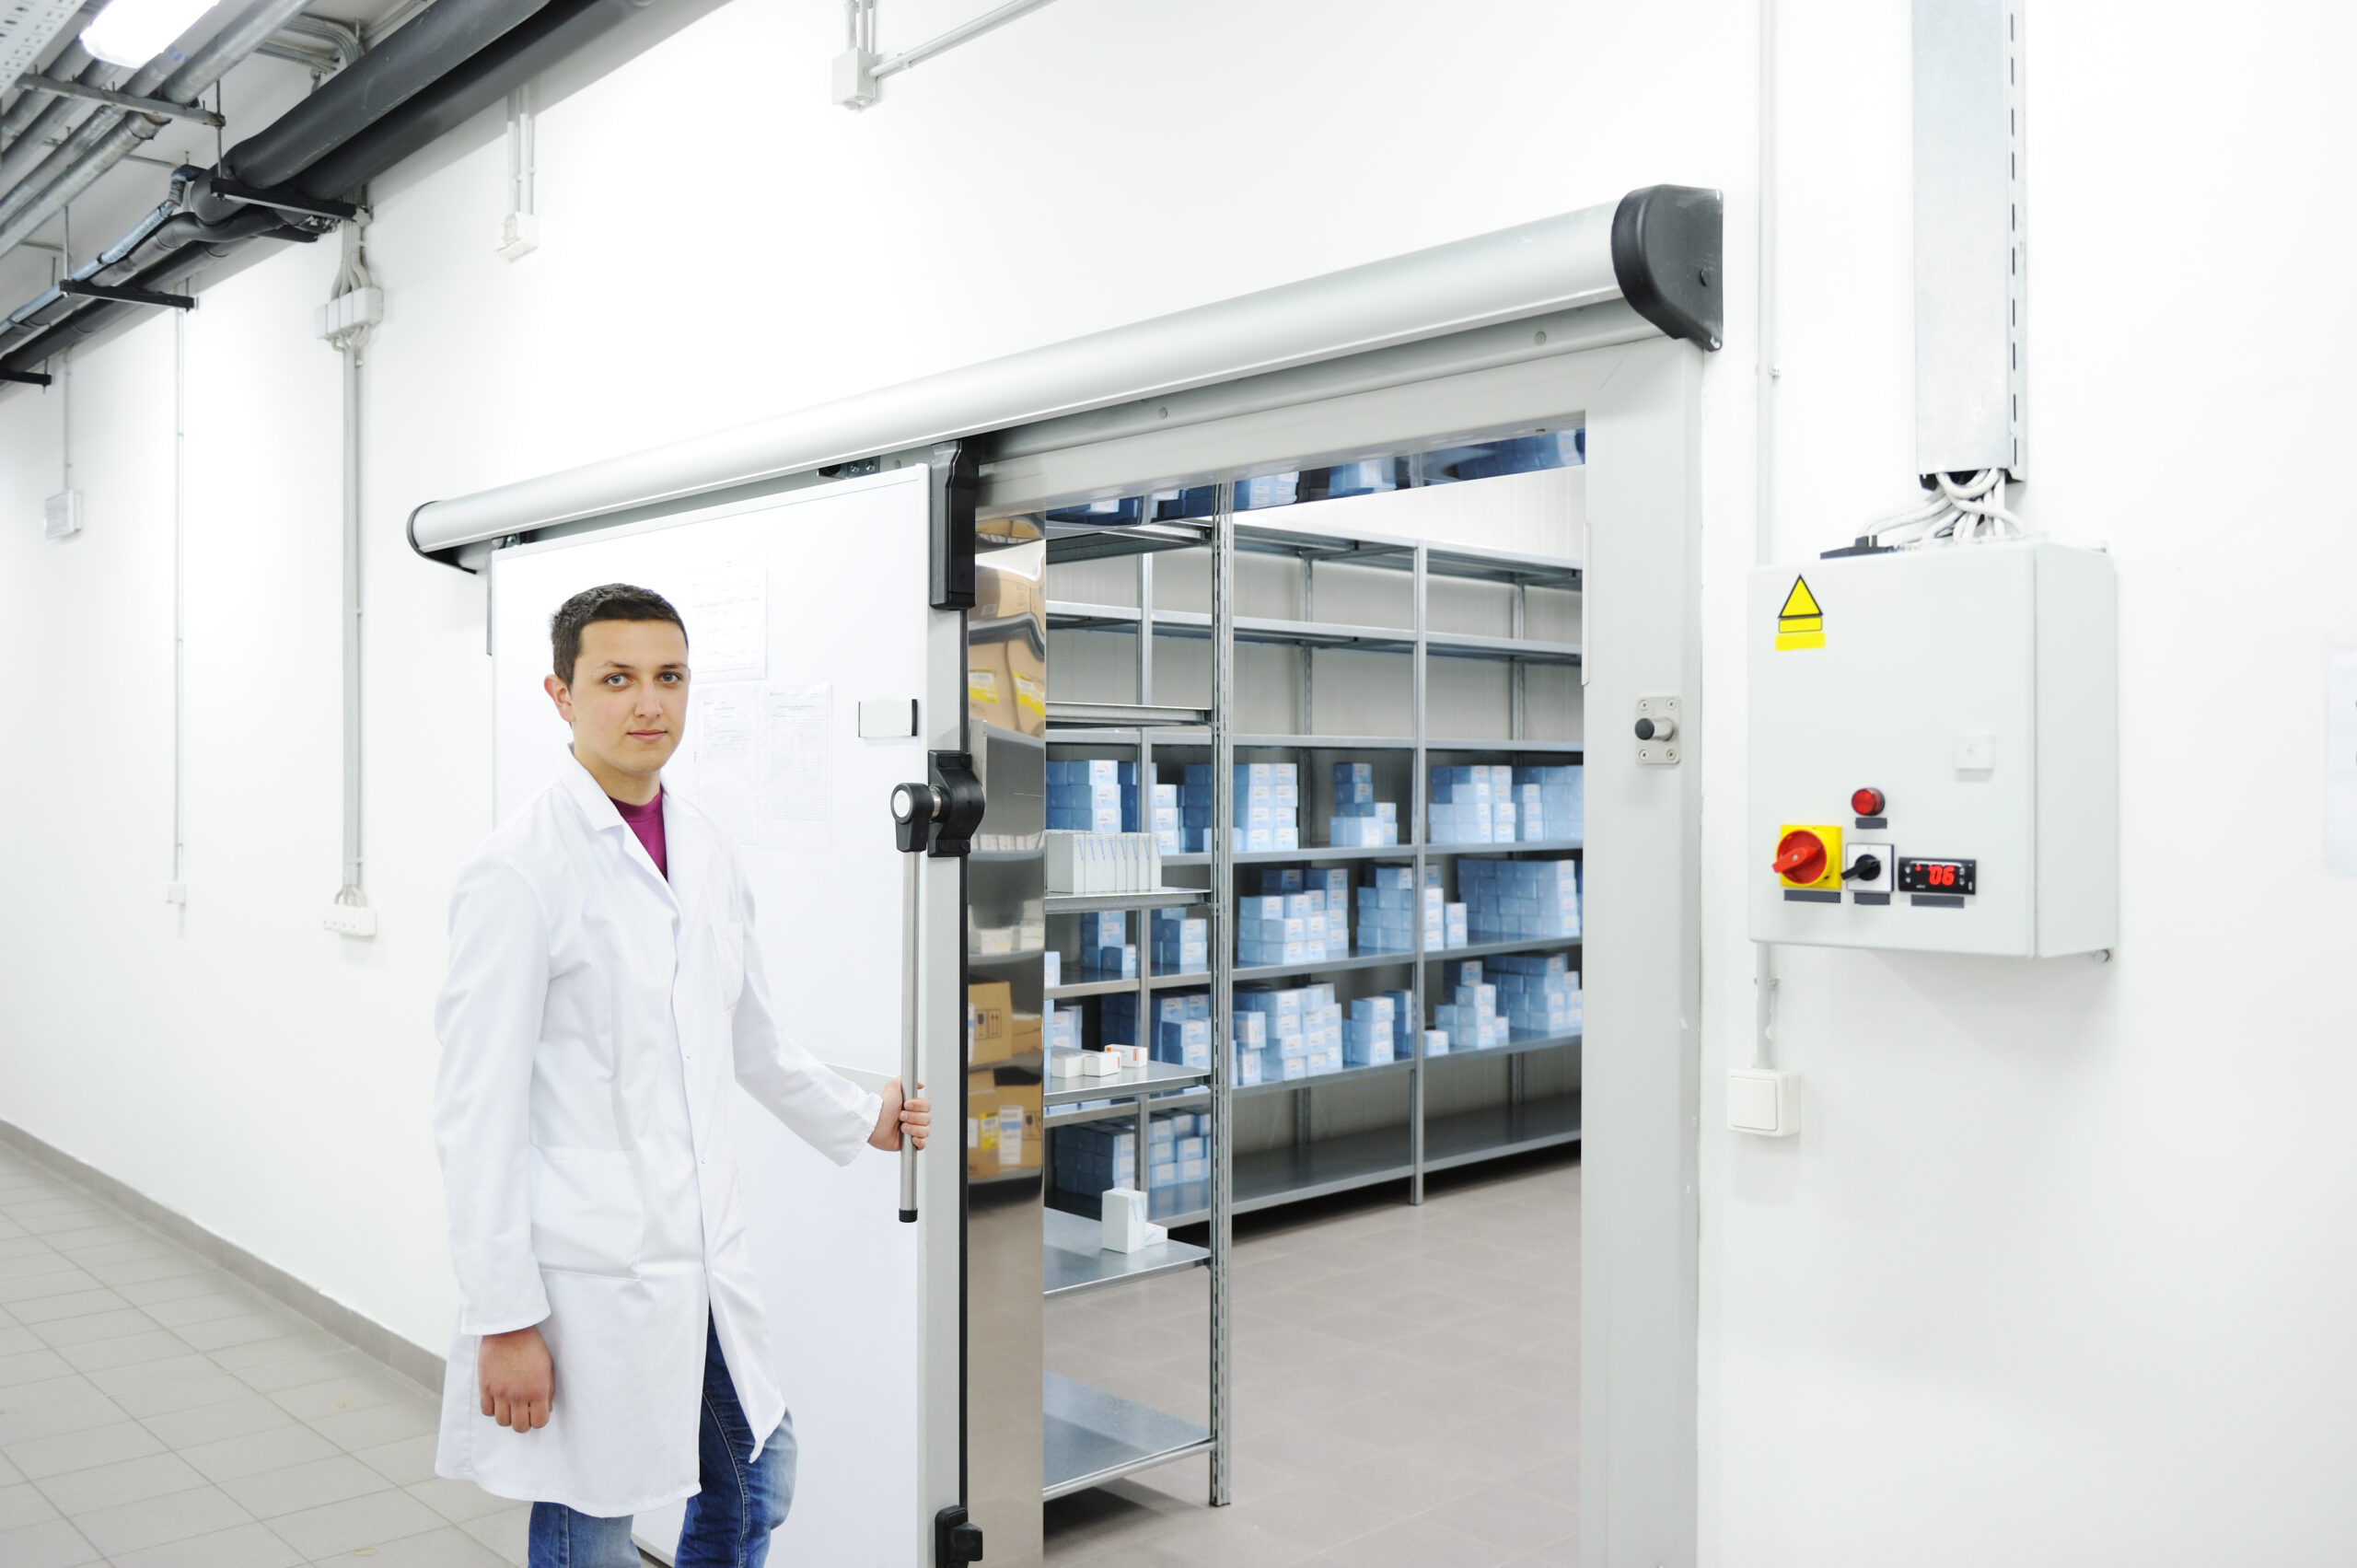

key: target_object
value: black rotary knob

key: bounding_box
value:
[1844,854,1883,882]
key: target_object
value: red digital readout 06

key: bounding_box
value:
[1897,858,1978,895]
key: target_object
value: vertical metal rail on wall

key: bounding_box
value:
[1408,541,1430,1205]
[1207,483,1236,1507]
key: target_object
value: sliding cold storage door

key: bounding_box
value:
[487,467,964,1566]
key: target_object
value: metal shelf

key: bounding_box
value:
[1422,1092,1582,1172]
[1427,838,1585,856]
[1045,975,1142,1002]
[1043,1056,1209,1107]
[1043,1208,1209,1298]
[1233,1121,1413,1214]
[1233,733,1418,751]
[1045,701,1209,727]
[1236,842,1409,863]
[1233,949,1420,983]
[1424,630,1583,665]
[1237,1057,1415,1098]
[1425,1029,1582,1063]
[968,947,1049,966]
[1045,599,1144,631]
[1042,1375,1213,1501]
[1044,1087,1209,1126]
[1424,738,1585,753]
[1044,889,1202,914]
[1423,935,1581,963]
[1043,726,1211,747]
[1423,540,1583,587]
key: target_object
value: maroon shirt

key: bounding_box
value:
[610,792,668,878]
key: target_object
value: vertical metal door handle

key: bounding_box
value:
[889,781,940,1225]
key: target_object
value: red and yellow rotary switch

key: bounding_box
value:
[1772,823,1845,891]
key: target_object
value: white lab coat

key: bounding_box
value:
[432,753,882,1517]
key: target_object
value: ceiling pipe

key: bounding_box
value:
[199,0,550,207]
[0,0,316,265]
[0,0,651,377]
[0,50,120,195]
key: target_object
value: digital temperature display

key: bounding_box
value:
[1898,858,1977,895]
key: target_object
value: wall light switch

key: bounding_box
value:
[1728,1067,1800,1137]
[1954,732,1995,772]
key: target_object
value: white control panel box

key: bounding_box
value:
[1748,542,2117,957]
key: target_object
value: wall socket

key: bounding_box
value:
[322,905,377,938]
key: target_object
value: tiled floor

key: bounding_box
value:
[0,1136,1575,1567]
[1044,1147,1580,1567]
[0,1145,522,1568]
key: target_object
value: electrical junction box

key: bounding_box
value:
[43,490,82,540]
[1748,541,2117,957]
[1728,1068,1800,1137]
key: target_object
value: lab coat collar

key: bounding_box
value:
[555,749,676,904]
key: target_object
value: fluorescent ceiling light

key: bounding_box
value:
[82,0,215,69]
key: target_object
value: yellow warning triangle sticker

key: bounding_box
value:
[1775,575,1824,650]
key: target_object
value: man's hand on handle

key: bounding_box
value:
[870,1077,931,1153]
[479,1325,553,1433]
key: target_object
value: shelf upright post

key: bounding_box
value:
[1410,541,1429,1206]
[1510,576,1527,1113]
[1207,482,1236,1507]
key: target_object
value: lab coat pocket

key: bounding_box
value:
[712,919,747,1013]
[528,1146,643,1277]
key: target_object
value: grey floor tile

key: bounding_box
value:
[209,1329,345,1370]
[143,1290,267,1330]
[348,1434,441,1486]
[83,1352,220,1396]
[338,1521,515,1567]
[238,1348,385,1394]
[0,1249,84,1281]
[110,1369,257,1419]
[267,1485,445,1558]
[140,1392,298,1447]
[309,1397,440,1451]
[2,1417,165,1479]
[405,1474,516,1524]
[0,1450,20,1483]
[70,1481,255,1556]
[179,1422,342,1482]
[30,1449,208,1516]
[110,1270,226,1306]
[29,1223,149,1252]
[57,1329,197,1373]
[1418,1481,1580,1555]
[0,1388,124,1446]
[0,1516,101,1566]
[175,1310,305,1353]
[8,1289,130,1326]
[85,1254,206,1288]
[1305,1511,1519,1568]
[27,1307,157,1349]
[0,1323,44,1355]
[0,1233,56,1260]
[0,1478,62,1529]
[50,1238,175,1269]
[269,1365,421,1423]
[110,1519,306,1568]
[0,1347,74,1386]
[459,1503,531,1565]
[219,1453,395,1518]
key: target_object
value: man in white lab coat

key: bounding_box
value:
[433,583,929,1568]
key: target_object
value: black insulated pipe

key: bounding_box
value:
[199,0,553,212]
[296,0,643,202]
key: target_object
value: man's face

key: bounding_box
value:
[545,619,691,782]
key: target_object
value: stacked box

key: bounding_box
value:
[1134,780,1182,852]
[1490,952,1582,1038]
[1078,912,1136,977]
[1511,764,1584,842]
[1458,857,1582,941]
[1433,978,1509,1050]
[1051,1109,1213,1214]
[1231,761,1302,854]
[1150,909,1208,975]
[1047,759,1133,833]
[1423,1028,1451,1057]
[1043,1002,1080,1053]
[1356,863,1443,953]
[1102,991,1211,1067]
[1329,761,1401,847]
[1343,993,1397,1066]
[1236,983,1342,1076]
[1237,883,1339,967]
[1179,766,1213,854]
[1427,763,1517,843]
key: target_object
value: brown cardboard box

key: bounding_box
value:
[967,634,1046,739]
[968,981,1014,1066]
[966,1077,1043,1180]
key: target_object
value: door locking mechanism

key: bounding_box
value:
[1635,694,1682,766]
[886,753,986,1224]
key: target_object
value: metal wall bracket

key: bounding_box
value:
[16,74,226,126]
[0,368,53,386]
[58,279,195,311]
[211,178,361,223]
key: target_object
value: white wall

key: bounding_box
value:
[3,0,2352,1560]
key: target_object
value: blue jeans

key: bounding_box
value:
[528,1318,795,1568]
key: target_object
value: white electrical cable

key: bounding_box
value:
[1860,468,2031,550]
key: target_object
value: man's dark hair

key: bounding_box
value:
[551,583,689,686]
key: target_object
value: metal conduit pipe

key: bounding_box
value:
[0,214,316,366]
[0,54,121,196]
[203,0,549,204]
[1,31,98,140]
[0,203,290,353]
[0,0,315,264]
[294,0,645,201]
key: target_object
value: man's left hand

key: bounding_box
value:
[870,1077,931,1152]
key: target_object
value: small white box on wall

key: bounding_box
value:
[1728,1068,1800,1138]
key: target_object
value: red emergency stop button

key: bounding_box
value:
[1852,786,1885,817]
[1772,829,1828,885]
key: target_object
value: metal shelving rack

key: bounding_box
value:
[1034,482,1585,1508]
